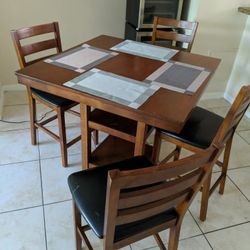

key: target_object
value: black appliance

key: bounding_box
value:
[125,0,188,42]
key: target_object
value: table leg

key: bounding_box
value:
[134,121,147,156]
[80,103,91,170]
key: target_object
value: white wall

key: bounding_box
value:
[0,0,126,86]
[189,0,249,98]
[225,14,250,103]
[1,0,249,99]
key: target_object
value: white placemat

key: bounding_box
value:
[64,68,159,109]
[111,40,178,62]
[44,44,118,73]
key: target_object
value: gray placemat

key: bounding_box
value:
[144,61,211,95]
[63,68,159,109]
[44,44,118,73]
[111,40,178,62]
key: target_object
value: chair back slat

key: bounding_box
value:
[113,153,210,190]
[14,23,58,39]
[103,148,216,248]
[155,17,196,30]
[152,16,198,52]
[118,168,201,209]
[155,30,193,44]
[11,22,62,68]
[213,85,250,147]
[116,191,189,225]
[21,39,59,56]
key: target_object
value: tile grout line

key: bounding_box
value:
[228,164,250,171]
[37,132,49,250]
[0,127,31,134]
[236,131,250,146]
[188,209,214,250]
[0,152,82,168]
[0,204,44,215]
[43,198,73,207]
[227,175,250,203]
[0,158,40,167]
[204,221,250,235]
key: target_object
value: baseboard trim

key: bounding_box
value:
[2,84,26,92]
[0,83,4,119]
[200,91,224,100]
[0,84,26,119]
[223,92,234,104]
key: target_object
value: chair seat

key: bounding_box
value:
[32,88,76,107]
[68,156,177,241]
[159,106,224,149]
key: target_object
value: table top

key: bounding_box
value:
[15,35,221,133]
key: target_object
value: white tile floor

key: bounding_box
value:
[0,91,250,250]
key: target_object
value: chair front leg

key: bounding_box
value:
[73,202,82,250]
[168,222,182,250]
[27,90,37,145]
[200,168,212,221]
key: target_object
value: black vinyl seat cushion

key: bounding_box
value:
[159,106,224,149]
[31,88,76,107]
[68,156,177,242]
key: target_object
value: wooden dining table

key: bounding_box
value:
[15,35,221,169]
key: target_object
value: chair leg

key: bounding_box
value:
[28,94,37,145]
[200,169,212,221]
[73,202,82,250]
[168,222,182,250]
[152,130,162,164]
[57,108,68,167]
[92,130,99,145]
[173,146,181,161]
[153,233,166,250]
[219,135,233,195]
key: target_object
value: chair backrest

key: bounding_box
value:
[213,85,250,148]
[103,148,216,249]
[11,22,62,68]
[152,16,198,52]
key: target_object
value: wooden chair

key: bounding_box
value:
[152,16,198,52]
[11,22,150,169]
[68,148,216,250]
[152,85,250,221]
[11,22,81,167]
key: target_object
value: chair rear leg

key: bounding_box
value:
[57,108,68,167]
[219,135,233,195]
[92,130,99,145]
[168,223,181,250]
